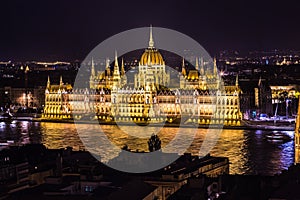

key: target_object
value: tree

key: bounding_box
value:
[148,133,161,152]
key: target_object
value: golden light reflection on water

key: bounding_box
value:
[40,122,85,151]
[38,123,294,175]
[209,130,248,174]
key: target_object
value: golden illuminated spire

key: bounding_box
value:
[60,75,63,86]
[91,57,95,77]
[235,74,239,87]
[47,76,50,88]
[182,57,186,76]
[195,57,199,71]
[114,51,119,68]
[149,25,154,48]
[121,57,125,76]
[113,51,120,76]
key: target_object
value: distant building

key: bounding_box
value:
[0,86,44,109]
[254,77,273,117]
[270,85,299,116]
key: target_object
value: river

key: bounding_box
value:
[0,120,295,176]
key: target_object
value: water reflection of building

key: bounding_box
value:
[43,27,242,125]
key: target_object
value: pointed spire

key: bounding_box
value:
[113,51,120,77]
[213,57,217,76]
[195,57,199,71]
[148,25,154,48]
[47,76,50,88]
[91,58,95,77]
[114,50,119,68]
[59,75,63,86]
[182,57,186,76]
[121,58,125,76]
[235,74,239,87]
[200,57,205,76]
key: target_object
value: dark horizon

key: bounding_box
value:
[1,0,300,62]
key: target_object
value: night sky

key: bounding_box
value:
[1,0,300,61]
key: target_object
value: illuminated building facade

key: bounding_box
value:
[43,27,242,125]
[295,97,300,164]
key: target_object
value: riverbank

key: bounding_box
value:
[8,117,295,131]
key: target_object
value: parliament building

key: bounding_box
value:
[43,27,242,126]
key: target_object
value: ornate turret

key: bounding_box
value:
[91,58,95,78]
[213,57,218,76]
[105,58,111,77]
[195,57,199,71]
[59,75,63,87]
[200,57,205,76]
[113,51,121,87]
[113,51,120,75]
[47,76,51,89]
[181,57,186,77]
[121,57,127,86]
[121,58,125,76]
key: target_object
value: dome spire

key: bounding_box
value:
[148,25,154,48]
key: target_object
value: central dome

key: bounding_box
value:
[140,48,164,66]
[139,26,165,66]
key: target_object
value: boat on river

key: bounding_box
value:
[0,112,14,123]
[265,132,292,143]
